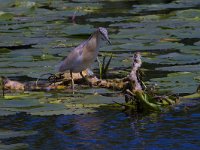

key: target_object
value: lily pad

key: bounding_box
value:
[63,24,94,36]
[0,11,14,21]
[131,1,200,14]
[150,72,199,94]
[143,52,200,65]
[12,1,37,8]
[0,99,42,108]
[71,95,124,107]
[79,88,120,94]
[156,64,200,72]
[175,9,200,19]
[0,90,124,116]
[88,16,128,23]
[183,93,200,99]
[0,48,10,53]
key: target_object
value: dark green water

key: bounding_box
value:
[0,0,200,149]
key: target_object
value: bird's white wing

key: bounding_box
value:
[56,45,84,72]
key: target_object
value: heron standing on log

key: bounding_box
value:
[57,27,111,91]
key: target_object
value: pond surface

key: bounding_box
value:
[0,0,200,149]
[0,106,199,150]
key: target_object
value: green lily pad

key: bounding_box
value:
[73,95,124,105]
[12,1,36,8]
[118,41,183,51]
[3,92,46,100]
[88,16,128,23]
[79,88,120,94]
[150,72,199,94]
[0,48,10,53]
[131,1,200,14]
[183,93,200,99]
[0,90,124,116]
[175,9,200,19]
[63,24,94,36]
[143,52,200,65]
[0,99,42,108]
[0,11,14,21]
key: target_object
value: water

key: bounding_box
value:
[0,0,200,149]
[0,107,199,149]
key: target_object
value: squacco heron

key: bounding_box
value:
[57,27,111,90]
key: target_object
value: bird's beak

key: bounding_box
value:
[101,32,111,45]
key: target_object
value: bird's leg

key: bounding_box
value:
[80,71,92,87]
[70,70,74,93]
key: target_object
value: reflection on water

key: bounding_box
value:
[0,106,199,149]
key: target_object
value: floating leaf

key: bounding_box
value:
[156,64,200,72]
[0,48,10,53]
[79,88,119,94]
[143,52,200,65]
[73,95,124,105]
[175,9,200,19]
[183,93,200,99]
[12,1,36,8]
[0,11,14,21]
[150,72,199,94]
[64,24,94,36]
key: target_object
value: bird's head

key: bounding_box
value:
[98,27,111,45]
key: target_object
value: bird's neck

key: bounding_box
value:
[86,31,101,51]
